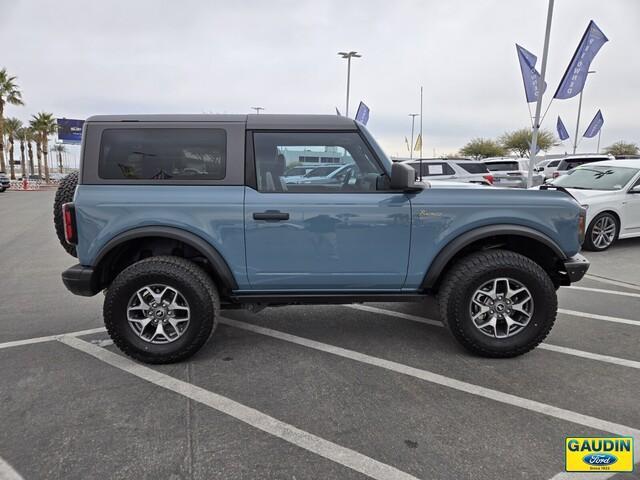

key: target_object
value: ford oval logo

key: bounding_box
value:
[583,453,618,466]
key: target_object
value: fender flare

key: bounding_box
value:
[93,226,238,290]
[421,224,567,289]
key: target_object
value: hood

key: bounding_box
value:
[563,188,619,203]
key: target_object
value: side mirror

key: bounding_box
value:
[629,185,640,194]
[390,162,423,191]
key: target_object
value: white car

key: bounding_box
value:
[534,159,561,180]
[548,159,640,251]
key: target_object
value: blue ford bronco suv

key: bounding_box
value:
[54,114,589,364]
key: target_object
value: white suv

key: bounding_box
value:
[403,158,494,185]
[482,157,544,188]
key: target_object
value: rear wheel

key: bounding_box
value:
[104,256,219,364]
[438,249,557,358]
[583,212,618,251]
[53,171,79,257]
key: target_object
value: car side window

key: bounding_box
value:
[99,128,226,180]
[252,132,385,193]
[421,162,454,176]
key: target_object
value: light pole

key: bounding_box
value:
[251,107,264,115]
[338,51,361,117]
[572,70,596,154]
[408,113,419,160]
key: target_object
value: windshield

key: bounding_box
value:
[552,165,639,190]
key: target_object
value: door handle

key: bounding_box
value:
[253,211,290,221]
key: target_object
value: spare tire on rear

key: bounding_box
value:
[53,171,79,257]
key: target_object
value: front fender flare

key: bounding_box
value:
[421,224,567,289]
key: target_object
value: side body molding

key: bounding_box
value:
[421,224,567,289]
[93,226,239,291]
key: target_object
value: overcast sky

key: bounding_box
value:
[2,0,639,158]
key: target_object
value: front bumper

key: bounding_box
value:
[62,264,100,297]
[562,254,590,283]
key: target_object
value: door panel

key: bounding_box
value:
[244,188,411,290]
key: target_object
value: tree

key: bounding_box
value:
[4,117,22,179]
[53,143,66,173]
[603,141,639,157]
[499,128,557,157]
[459,138,506,159]
[15,127,29,178]
[30,112,57,182]
[0,68,24,173]
[25,127,36,178]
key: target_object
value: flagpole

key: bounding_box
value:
[409,113,418,160]
[572,89,584,154]
[528,0,554,189]
[597,129,601,153]
[419,86,424,159]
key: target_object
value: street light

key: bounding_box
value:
[251,107,264,115]
[572,70,596,154]
[338,51,362,117]
[408,113,419,160]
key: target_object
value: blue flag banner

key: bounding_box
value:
[583,110,604,138]
[355,101,370,125]
[516,44,546,103]
[557,116,570,141]
[554,21,608,100]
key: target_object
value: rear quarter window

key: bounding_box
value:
[98,128,226,180]
[456,162,489,174]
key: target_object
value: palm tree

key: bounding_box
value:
[25,127,36,178]
[0,68,24,173]
[30,112,56,182]
[4,117,22,179]
[15,127,29,178]
[53,143,66,173]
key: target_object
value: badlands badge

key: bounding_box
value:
[565,437,634,472]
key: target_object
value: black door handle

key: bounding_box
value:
[253,211,290,221]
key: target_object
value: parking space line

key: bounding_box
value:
[345,305,640,370]
[221,318,640,456]
[558,308,640,327]
[58,335,420,480]
[565,286,640,299]
[585,274,640,292]
[0,456,24,480]
[0,327,106,350]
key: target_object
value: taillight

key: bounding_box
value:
[62,203,77,245]
[553,171,560,178]
[483,174,494,184]
[578,207,587,245]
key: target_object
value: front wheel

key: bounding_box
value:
[438,249,557,358]
[104,256,219,364]
[583,212,618,251]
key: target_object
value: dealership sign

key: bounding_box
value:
[57,118,85,144]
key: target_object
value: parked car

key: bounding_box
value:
[403,158,494,185]
[0,172,10,192]
[552,154,614,179]
[481,157,544,188]
[546,159,640,251]
[284,164,342,184]
[298,163,354,187]
[55,113,589,364]
[19,174,43,181]
[48,172,68,181]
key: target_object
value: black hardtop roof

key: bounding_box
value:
[85,114,358,130]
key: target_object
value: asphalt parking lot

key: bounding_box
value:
[0,189,638,480]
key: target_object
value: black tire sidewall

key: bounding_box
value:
[105,259,216,362]
[584,212,618,251]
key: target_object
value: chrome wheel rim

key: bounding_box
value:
[469,278,534,338]
[127,284,190,344]
[591,216,616,249]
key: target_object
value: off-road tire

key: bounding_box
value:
[104,256,219,364]
[582,212,619,252]
[438,249,557,358]
[53,171,79,257]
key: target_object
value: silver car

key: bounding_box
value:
[403,158,494,185]
[481,157,544,188]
